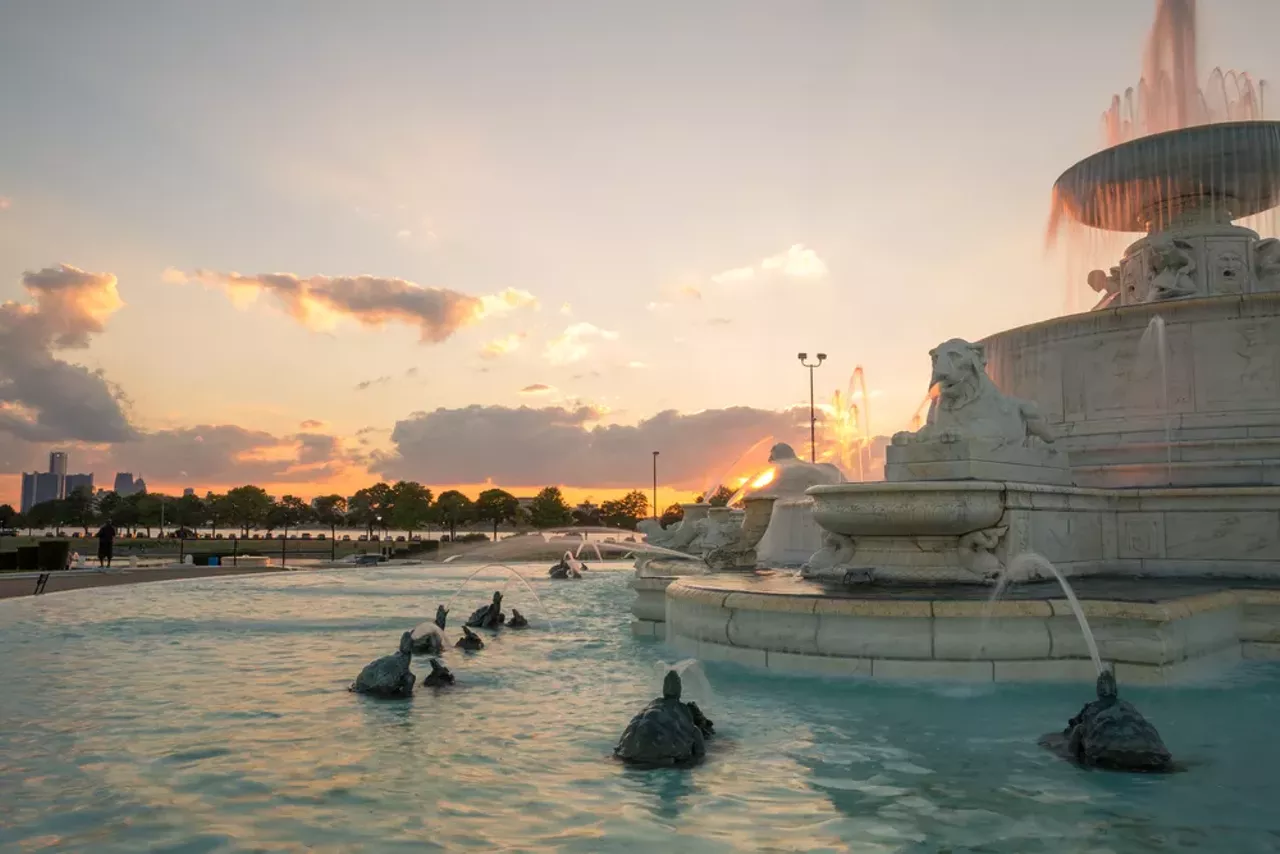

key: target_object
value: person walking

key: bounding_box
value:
[95,520,117,569]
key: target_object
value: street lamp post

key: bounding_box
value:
[797,352,827,463]
[652,451,659,519]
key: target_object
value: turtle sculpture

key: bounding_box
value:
[465,591,506,629]
[422,657,455,687]
[455,625,485,651]
[409,605,449,655]
[548,557,584,579]
[350,631,416,698]
[506,608,529,629]
[614,670,715,767]
[1038,669,1174,772]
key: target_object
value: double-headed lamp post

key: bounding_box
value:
[797,352,827,463]
[651,451,659,519]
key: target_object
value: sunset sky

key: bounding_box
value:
[2,0,1279,506]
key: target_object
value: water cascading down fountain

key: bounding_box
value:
[655,0,1280,684]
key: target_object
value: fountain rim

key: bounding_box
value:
[1052,119,1280,232]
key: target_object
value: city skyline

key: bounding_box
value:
[3,1,1280,506]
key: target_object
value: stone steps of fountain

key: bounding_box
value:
[658,577,1280,684]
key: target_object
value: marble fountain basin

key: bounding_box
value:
[807,481,1006,537]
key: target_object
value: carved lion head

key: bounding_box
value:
[928,338,988,408]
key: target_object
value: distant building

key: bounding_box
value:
[19,473,37,514]
[112,472,140,496]
[134,477,147,494]
[64,473,94,497]
[48,451,68,495]
[31,472,61,509]
[19,451,91,512]
[183,487,195,497]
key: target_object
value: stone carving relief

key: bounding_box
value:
[890,339,1056,449]
[1256,238,1280,292]
[1211,248,1247,294]
[1146,236,1198,301]
[1087,266,1121,310]
[957,525,1008,578]
[803,531,858,575]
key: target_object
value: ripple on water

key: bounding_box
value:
[0,564,1278,852]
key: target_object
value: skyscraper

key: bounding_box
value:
[20,472,37,514]
[32,472,61,507]
[48,450,68,499]
[112,472,138,496]
[64,473,94,497]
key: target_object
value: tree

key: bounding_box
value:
[660,503,684,529]
[133,492,166,537]
[114,493,141,534]
[173,493,207,533]
[11,512,31,535]
[434,489,474,539]
[571,501,602,527]
[707,485,735,507]
[223,485,273,536]
[312,494,347,540]
[0,503,15,529]
[600,489,649,530]
[389,481,433,538]
[267,495,312,535]
[475,488,519,539]
[64,485,97,535]
[348,482,394,537]
[205,492,233,538]
[528,486,572,529]
[26,499,71,534]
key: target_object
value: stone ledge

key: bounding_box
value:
[1243,641,1280,660]
[932,600,1052,618]
[630,619,660,638]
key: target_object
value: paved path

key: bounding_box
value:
[0,564,289,600]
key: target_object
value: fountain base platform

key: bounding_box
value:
[654,571,1280,684]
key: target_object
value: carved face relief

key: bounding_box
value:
[1213,250,1247,294]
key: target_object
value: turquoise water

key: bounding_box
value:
[1,564,1278,853]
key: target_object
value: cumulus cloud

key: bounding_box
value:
[710,244,828,286]
[544,322,619,366]
[559,302,573,316]
[166,268,536,343]
[710,266,755,285]
[99,425,353,485]
[0,264,136,443]
[373,404,808,488]
[761,244,828,278]
[479,333,525,360]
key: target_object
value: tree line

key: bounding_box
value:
[0,482,661,539]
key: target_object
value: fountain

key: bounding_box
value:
[658,0,1280,684]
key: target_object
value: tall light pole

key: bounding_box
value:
[797,352,827,463]
[651,451,659,519]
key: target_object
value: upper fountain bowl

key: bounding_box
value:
[1053,121,1280,232]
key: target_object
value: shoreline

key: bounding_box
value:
[0,564,291,600]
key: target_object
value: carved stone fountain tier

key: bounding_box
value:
[984,293,1280,489]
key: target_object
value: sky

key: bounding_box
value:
[2,0,1279,507]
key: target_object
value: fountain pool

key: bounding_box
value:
[3,564,1280,851]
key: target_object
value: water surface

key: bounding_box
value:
[1,564,1277,852]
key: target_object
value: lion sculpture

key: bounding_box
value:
[892,338,1055,448]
